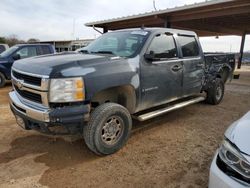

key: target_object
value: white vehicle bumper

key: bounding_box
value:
[209,151,248,188]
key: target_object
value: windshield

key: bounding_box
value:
[0,46,18,57]
[84,30,150,58]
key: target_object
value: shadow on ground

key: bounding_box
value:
[0,105,194,167]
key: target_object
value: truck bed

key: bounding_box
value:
[204,53,236,71]
[204,53,236,82]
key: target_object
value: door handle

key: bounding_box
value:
[171,64,182,71]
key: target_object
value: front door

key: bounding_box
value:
[140,33,183,110]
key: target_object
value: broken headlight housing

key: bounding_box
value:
[49,77,85,103]
[219,139,250,179]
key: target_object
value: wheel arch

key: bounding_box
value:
[220,66,231,83]
[0,66,9,79]
[90,84,137,114]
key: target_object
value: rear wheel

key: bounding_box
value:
[0,72,6,88]
[205,78,224,105]
[83,103,132,155]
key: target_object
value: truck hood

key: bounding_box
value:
[0,56,8,63]
[12,53,120,78]
[225,111,250,156]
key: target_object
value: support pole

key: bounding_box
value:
[238,32,246,69]
[164,18,171,28]
[92,25,104,34]
[103,27,108,33]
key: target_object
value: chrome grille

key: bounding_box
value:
[14,85,42,103]
[12,70,41,86]
[11,68,49,107]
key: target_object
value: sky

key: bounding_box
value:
[0,0,249,52]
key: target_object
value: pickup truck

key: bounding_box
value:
[9,28,235,155]
[0,44,55,87]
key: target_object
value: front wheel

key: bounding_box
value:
[205,78,224,105]
[83,103,132,155]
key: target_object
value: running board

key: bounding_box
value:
[134,96,205,121]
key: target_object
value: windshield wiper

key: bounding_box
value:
[91,50,114,55]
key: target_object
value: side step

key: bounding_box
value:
[134,96,205,121]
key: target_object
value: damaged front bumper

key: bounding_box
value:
[9,91,90,135]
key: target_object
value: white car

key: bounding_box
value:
[209,111,250,188]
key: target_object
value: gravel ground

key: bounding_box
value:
[0,66,250,188]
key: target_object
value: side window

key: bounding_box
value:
[178,36,199,57]
[41,46,51,54]
[147,34,177,59]
[15,46,37,59]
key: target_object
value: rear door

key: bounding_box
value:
[140,32,183,109]
[177,35,205,96]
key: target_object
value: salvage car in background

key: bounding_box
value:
[0,44,55,87]
[209,111,250,188]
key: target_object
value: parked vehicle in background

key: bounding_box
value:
[9,28,235,155]
[0,44,9,53]
[75,45,93,53]
[209,111,250,188]
[75,47,86,53]
[0,44,55,87]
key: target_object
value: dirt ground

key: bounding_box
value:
[0,66,250,188]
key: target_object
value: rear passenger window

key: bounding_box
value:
[147,34,177,59]
[178,36,199,57]
[41,46,51,54]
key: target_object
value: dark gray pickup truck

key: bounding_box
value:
[9,28,235,155]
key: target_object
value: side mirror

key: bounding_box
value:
[12,54,21,60]
[144,51,158,61]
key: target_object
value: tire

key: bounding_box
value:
[205,78,224,105]
[0,72,6,88]
[83,103,132,155]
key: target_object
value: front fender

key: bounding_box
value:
[0,63,11,79]
[83,56,140,101]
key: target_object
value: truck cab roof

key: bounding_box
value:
[113,27,197,36]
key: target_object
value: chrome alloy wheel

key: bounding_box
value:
[101,116,124,145]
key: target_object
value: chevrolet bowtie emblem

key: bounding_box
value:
[17,80,24,89]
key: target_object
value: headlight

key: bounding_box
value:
[49,77,85,102]
[219,139,250,179]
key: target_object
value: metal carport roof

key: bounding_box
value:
[85,0,250,68]
[85,0,250,36]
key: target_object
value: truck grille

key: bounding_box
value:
[11,68,49,107]
[12,70,42,86]
[14,85,42,103]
